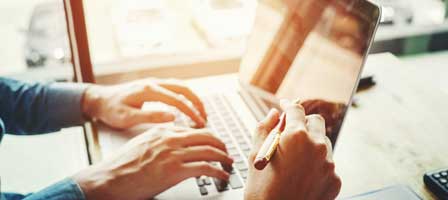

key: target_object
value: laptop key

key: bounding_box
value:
[229,174,244,189]
[235,162,248,171]
[213,178,229,192]
[232,154,243,162]
[441,171,448,177]
[226,143,235,149]
[204,177,211,185]
[240,169,248,179]
[199,186,208,196]
[196,177,205,186]
[239,143,250,151]
[243,149,251,158]
[228,149,239,156]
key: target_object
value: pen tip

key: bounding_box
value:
[254,158,268,170]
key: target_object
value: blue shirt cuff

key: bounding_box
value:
[45,83,89,128]
[22,178,86,200]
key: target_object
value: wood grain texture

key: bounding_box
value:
[334,53,448,199]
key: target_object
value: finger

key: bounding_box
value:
[128,108,175,125]
[280,99,307,132]
[181,162,230,180]
[306,114,334,160]
[149,87,206,128]
[159,83,207,121]
[109,106,175,129]
[256,108,280,138]
[179,146,233,165]
[252,108,280,149]
[305,114,326,139]
[170,126,194,132]
[176,130,227,153]
[324,136,334,161]
[320,175,342,200]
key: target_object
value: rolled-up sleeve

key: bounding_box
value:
[44,82,87,130]
[22,178,86,200]
[0,77,88,135]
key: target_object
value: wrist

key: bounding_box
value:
[73,166,115,200]
[82,85,103,120]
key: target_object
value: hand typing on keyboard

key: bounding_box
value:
[244,99,341,200]
[82,78,207,129]
[73,126,233,200]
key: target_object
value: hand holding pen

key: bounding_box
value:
[245,99,341,200]
[254,99,300,170]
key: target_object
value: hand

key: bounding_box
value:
[82,78,207,129]
[301,99,346,144]
[245,99,341,200]
[73,126,233,200]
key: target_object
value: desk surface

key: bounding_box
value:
[333,53,448,199]
[94,53,448,199]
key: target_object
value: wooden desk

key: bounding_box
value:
[93,53,448,199]
[333,53,448,199]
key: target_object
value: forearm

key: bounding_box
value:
[0,77,88,135]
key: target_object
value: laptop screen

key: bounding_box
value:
[239,0,380,145]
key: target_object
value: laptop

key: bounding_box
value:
[101,0,381,199]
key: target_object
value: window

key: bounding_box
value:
[0,0,73,81]
[81,0,257,83]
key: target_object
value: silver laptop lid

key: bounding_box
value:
[238,0,381,145]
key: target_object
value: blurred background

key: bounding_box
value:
[0,0,447,195]
[0,0,447,82]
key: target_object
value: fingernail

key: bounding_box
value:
[194,117,206,128]
[267,108,277,116]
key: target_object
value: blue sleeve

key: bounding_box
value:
[0,77,88,135]
[22,178,86,200]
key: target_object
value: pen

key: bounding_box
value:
[254,112,287,170]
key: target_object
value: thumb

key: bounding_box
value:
[252,108,280,152]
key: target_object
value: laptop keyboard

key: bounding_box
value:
[175,94,252,196]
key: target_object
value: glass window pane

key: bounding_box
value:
[0,0,73,81]
[83,0,257,76]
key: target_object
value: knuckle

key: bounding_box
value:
[329,174,342,193]
[287,129,309,142]
[163,159,182,172]
[315,142,328,158]
[324,161,336,172]
[200,162,214,172]
[202,146,217,154]
[156,146,176,160]
[308,114,325,122]
[142,84,154,92]
[285,121,307,133]
[288,103,305,112]
[334,175,342,188]
[117,108,130,120]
